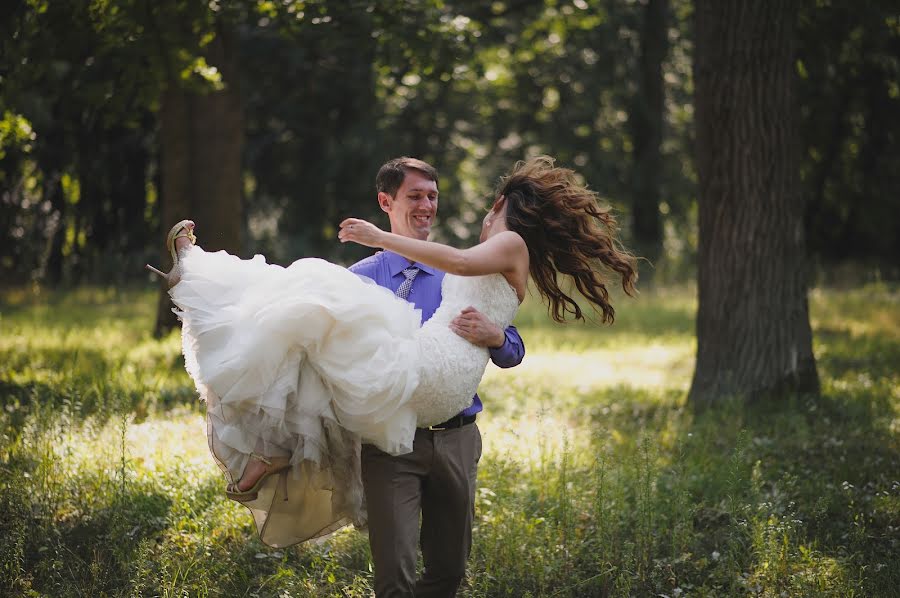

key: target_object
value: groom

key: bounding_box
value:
[349,157,525,597]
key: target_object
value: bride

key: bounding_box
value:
[153,156,637,547]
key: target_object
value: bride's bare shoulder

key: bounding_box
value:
[484,231,529,292]
[484,230,527,250]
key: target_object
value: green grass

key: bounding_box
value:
[1,282,898,597]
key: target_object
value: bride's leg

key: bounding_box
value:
[236,435,292,492]
[149,220,196,286]
[173,231,193,253]
[236,454,290,492]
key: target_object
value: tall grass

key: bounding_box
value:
[1,282,897,596]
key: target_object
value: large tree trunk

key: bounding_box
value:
[689,0,819,405]
[154,27,243,336]
[629,0,668,273]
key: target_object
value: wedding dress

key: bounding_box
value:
[169,246,519,547]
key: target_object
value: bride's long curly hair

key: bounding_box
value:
[498,156,638,323]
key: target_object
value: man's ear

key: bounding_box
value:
[377,191,392,213]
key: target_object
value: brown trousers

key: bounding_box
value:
[361,423,482,598]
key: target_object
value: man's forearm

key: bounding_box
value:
[489,325,525,368]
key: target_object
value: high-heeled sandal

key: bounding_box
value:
[146,219,196,286]
[225,454,291,503]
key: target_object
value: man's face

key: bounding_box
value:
[379,170,439,240]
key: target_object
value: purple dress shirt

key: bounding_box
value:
[349,250,525,418]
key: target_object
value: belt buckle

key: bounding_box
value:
[427,424,447,431]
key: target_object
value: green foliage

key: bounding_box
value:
[0,0,249,284]
[798,0,900,264]
[1,284,897,596]
[4,0,896,287]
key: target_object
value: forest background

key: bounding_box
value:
[2,0,898,294]
[1,0,899,596]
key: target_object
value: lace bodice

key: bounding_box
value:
[411,273,520,426]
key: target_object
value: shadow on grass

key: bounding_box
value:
[816,326,900,381]
[736,392,899,592]
[477,378,900,596]
[2,428,374,597]
[0,375,198,433]
[580,387,900,595]
[2,477,176,597]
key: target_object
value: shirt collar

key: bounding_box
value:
[383,250,438,277]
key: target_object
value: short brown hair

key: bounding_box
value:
[375,157,439,196]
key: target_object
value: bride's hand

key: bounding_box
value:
[338,218,385,248]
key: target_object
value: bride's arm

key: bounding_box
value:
[338,218,525,277]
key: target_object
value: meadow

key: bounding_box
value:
[1,282,897,597]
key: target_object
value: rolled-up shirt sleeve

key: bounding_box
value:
[488,324,525,368]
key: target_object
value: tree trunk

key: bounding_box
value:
[629,0,668,273]
[689,0,819,405]
[116,122,152,255]
[154,27,244,337]
[42,172,66,285]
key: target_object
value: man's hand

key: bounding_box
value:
[450,306,505,348]
[338,218,385,248]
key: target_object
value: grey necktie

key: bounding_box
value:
[395,266,419,300]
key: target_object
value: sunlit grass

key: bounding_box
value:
[1,283,898,596]
[485,339,694,392]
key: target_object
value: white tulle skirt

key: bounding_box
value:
[169,246,424,546]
